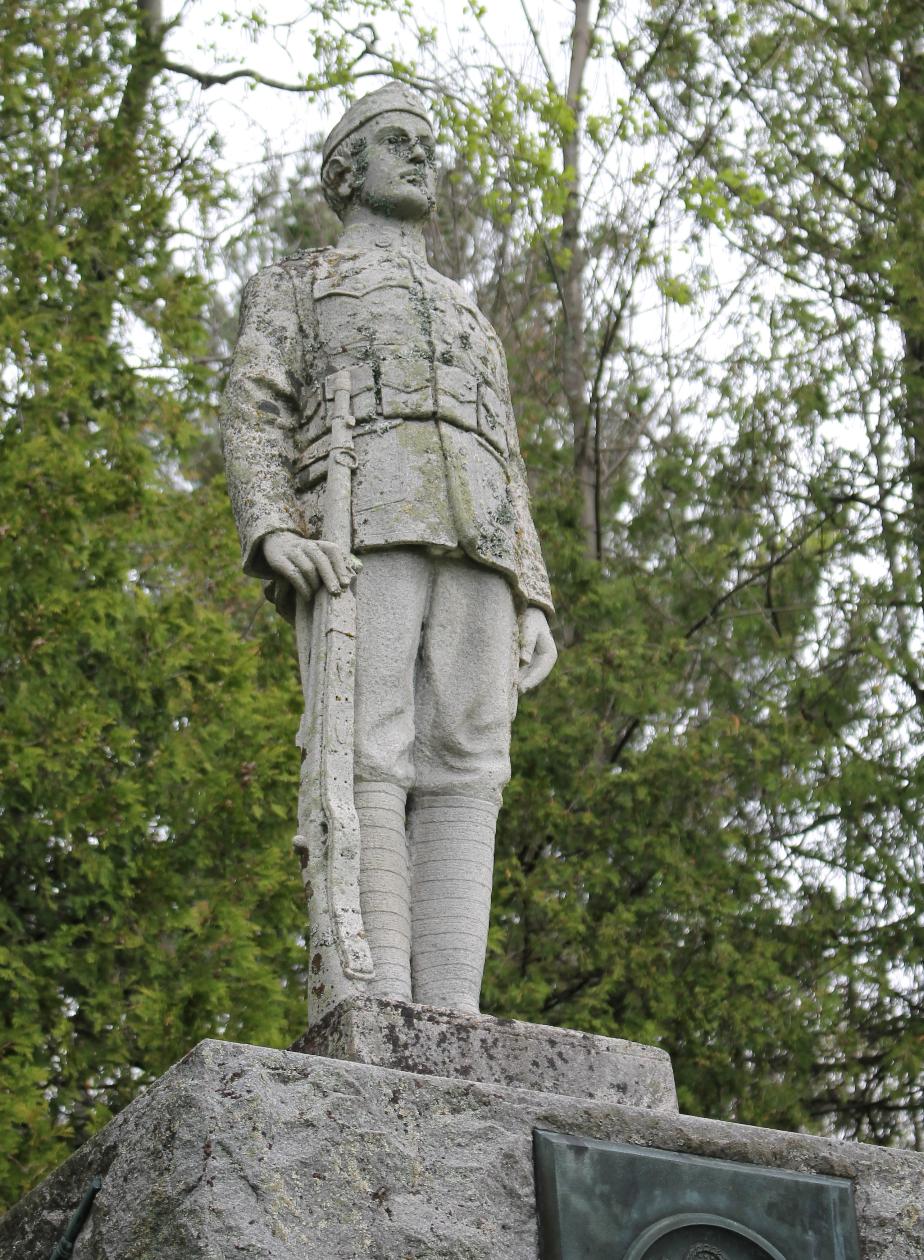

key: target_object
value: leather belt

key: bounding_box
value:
[293,360,508,486]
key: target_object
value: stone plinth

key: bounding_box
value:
[289,996,678,1110]
[2,1039,923,1259]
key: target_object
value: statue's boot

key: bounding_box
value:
[409,794,500,1014]
[355,780,412,1001]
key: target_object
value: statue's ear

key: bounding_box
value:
[323,154,355,201]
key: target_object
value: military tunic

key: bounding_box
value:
[220,228,553,616]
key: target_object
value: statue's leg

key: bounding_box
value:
[409,556,518,1013]
[355,781,412,1000]
[353,549,429,1002]
[408,795,500,1013]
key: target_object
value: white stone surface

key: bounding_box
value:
[3,1040,922,1259]
[219,84,558,1022]
[291,996,679,1110]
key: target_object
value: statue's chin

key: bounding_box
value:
[358,183,432,222]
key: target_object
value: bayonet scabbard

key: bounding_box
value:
[295,369,373,1026]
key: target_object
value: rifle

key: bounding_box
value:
[49,1175,102,1260]
[293,369,374,1024]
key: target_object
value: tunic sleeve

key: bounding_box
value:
[220,264,305,578]
[497,368,554,615]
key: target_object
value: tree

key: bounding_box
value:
[616,0,924,1142]
[0,0,327,1207]
[0,0,470,1209]
[393,0,924,1141]
[4,0,924,1211]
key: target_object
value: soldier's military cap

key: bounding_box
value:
[322,82,432,169]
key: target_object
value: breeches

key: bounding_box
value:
[352,548,519,802]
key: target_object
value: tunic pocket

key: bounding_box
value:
[380,358,433,419]
[478,384,509,458]
[434,364,477,431]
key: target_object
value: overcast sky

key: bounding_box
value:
[160,0,556,186]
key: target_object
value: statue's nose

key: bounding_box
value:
[408,140,426,163]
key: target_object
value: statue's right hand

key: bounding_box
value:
[262,532,359,601]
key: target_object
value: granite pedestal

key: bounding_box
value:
[291,996,678,1109]
[2,1007,923,1259]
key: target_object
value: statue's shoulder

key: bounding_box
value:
[278,244,336,266]
[273,244,376,294]
[274,245,343,277]
[240,248,336,312]
[246,247,336,285]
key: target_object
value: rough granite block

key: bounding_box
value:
[289,996,679,1110]
[2,1039,922,1260]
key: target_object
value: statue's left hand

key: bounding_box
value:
[518,607,558,693]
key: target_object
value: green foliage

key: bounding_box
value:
[477,0,924,1148]
[402,0,924,1146]
[485,415,924,1134]
[0,2,306,1207]
[5,0,924,1214]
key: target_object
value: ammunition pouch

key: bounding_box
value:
[293,361,508,492]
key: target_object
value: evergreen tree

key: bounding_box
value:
[0,1,330,1206]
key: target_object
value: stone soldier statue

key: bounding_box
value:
[221,82,557,1017]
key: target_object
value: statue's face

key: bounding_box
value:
[354,110,437,220]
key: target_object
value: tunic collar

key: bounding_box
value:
[337,218,428,261]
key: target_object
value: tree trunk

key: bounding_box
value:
[78,1,167,304]
[562,0,597,559]
[893,37,924,621]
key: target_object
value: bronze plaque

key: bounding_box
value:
[533,1130,861,1260]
